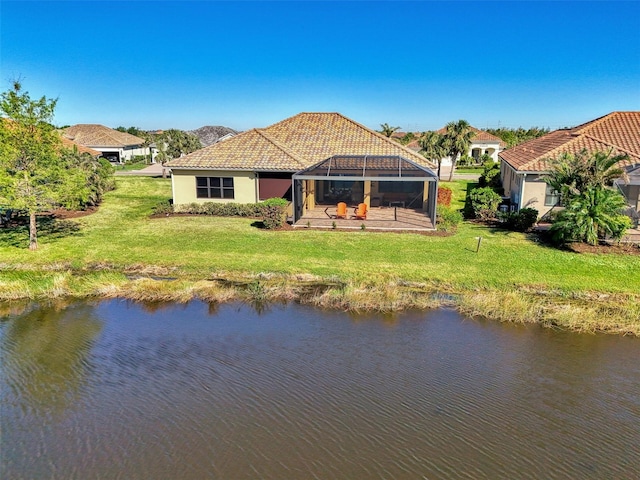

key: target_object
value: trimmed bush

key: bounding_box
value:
[260,198,289,229]
[168,198,289,229]
[152,200,174,215]
[437,187,452,206]
[499,207,539,232]
[479,161,502,189]
[436,206,463,232]
[469,187,502,220]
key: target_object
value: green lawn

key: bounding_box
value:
[1,177,637,293]
[1,177,638,333]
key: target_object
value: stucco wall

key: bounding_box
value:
[440,141,502,166]
[521,175,555,217]
[171,169,256,205]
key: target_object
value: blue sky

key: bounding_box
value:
[2,1,639,132]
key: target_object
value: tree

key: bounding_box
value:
[544,149,631,245]
[418,131,448,179]
[550,187,631,245]
[159,129,202,160]
[60,147,115,209]
[443,120,475,181]
[399,131,416,145]
[0,81,69,249]
[486,126,549,148]
[378,123,400,138]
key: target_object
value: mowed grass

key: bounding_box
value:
[1,176,638,294]
[1,177,639,334]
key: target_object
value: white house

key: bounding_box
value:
[63,124,148,163]
[435,126,505,166]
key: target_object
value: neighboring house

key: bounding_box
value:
[165,112,439,226]
[189,126,238,147]
[405,127,505,165]
[60,136,101,157]
[62,124,148,163]
[500,111,640,217]
[434,126,505,165]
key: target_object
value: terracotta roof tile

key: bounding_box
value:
[500,112,640,172]
[63,124,145,147]
[60,136,101,156]
[166,113,435,171]
[163,128,307,171]
[435,126,505,147]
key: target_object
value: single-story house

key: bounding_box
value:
[405,126,505,168]
[165,112,439,229]
[435,126,505,165]
[500,111,640,217]
[62,124,149,163]
[60,136,101,157]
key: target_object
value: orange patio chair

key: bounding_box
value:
[335,202,347,219]
[353,203,367,220]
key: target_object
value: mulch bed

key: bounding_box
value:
[568,242,640,256]
[49,207,98,219]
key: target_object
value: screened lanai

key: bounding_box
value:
[292,155,438,230]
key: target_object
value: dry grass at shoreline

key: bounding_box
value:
[1,270,638,336]
[1,177,639,335]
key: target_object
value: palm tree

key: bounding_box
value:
[443,120,475,181]
[378,123,400,138]
[550,186,631,245]
[418,131,448,179]
[544,149,628,204]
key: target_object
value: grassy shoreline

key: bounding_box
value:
[1,177,639,335]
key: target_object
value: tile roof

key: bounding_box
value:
[500,112,640,172]
[166,113,435,171]
[63,124,145,147]
[60,136,101,156]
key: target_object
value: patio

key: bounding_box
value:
[292,155,438,231]
[293,205,435,231]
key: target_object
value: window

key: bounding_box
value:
[196,177,234,199]
[544,184,560,206]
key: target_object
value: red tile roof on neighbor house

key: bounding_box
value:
[435,126,506,147]
[166,113,436,171]
[63,124,145,147]
[60,136,101,156]
[500,111,640,172]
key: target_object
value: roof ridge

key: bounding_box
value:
[254,128,308,168]
[580,132,640,161]
[334,112,437,168]
[571,112,617,135]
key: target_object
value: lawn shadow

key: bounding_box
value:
[0,216,82,248]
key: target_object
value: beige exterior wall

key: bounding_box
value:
[171,169,257,205]
[500,161,520,204]
[500,162,556,218]
[520,175,552,216]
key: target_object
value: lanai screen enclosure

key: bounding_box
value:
[292,155,438,227]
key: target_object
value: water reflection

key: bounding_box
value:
[1,300,102,418]
[0,300,638,480]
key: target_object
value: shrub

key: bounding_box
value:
[437,187,452,206]
[499,207,538,232]
[479,161,502,189]
[436,206,463,232]
[469,187,502,220]
[458,155,474,166]
[152,200,174,215]
[260,197,289,229]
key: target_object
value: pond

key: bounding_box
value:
[1,300,639,479]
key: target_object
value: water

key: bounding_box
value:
[1,300,639,479]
